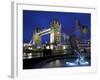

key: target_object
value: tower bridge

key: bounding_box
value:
[29,19,62,47]
[37,28,50,36]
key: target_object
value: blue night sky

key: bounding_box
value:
[23,10,91,43]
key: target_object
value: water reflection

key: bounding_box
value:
[41,58,90,68]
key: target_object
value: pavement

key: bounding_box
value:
[23,53,90,69]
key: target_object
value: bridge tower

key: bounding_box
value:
[50,19,61,45]
[33,27,41,46]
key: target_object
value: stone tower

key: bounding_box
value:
[33,27,41,46]
[50,19,61,45]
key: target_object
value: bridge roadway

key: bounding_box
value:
[37,28,50,36]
